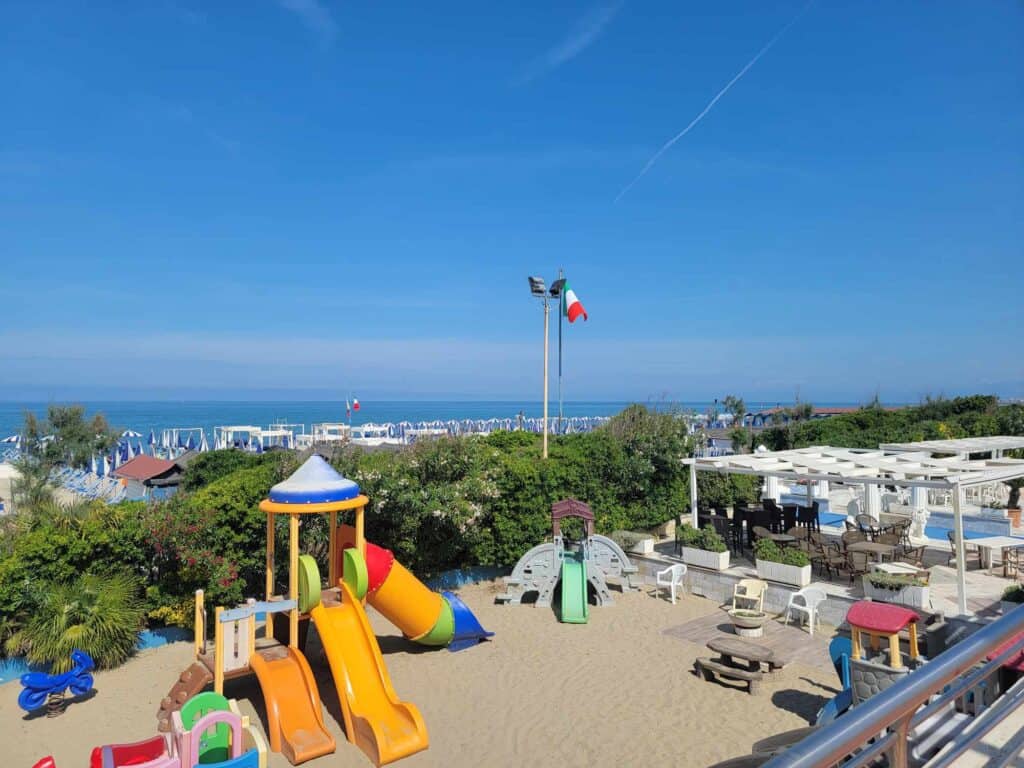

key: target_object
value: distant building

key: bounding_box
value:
[112,450,198,499]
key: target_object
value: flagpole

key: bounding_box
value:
[557,267,564,430]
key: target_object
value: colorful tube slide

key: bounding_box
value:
[311,581,429,766]
[337,525,493,652]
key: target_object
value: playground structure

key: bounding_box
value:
[497,498,640,623]
[89,693,266,768]
[19,649,95,715]
[157,455,491,767]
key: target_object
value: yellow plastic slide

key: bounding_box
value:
[249,647,336,765]
[311,581,429,767]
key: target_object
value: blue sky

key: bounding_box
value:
[2,1,1021,403]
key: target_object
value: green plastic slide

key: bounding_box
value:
[559,555,589,624]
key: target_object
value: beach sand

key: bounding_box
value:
[1,582,839,768]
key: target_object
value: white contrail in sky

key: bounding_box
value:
[614,1,815,203]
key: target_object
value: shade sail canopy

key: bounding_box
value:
[268,454,360,504]
[687,446,1024,489]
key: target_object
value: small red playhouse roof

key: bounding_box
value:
[847,601,919,634]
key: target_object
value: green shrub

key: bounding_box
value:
[1003,584,1024,604]
[867,572,927,590]
[676,524,727,553]
[6,572,145,672]
[753,538,809,567]
[609,530,651,551]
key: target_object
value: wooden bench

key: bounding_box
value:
[695,656,763,695]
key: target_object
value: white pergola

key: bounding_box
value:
[684,446,1024,615]
[880,435,1024,458]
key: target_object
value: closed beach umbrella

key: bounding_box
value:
[1,434,20,443]
[100,454,109,476]
[149,429,156,448]
[90,455,98,475]
[126,440,135,460]
[185,433,195,451]
[199,431,209,453]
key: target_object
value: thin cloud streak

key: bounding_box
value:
[277,0,338,46]
[520,2,622,83]
[615,1,814,202]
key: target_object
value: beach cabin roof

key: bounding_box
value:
[113,455,176,483]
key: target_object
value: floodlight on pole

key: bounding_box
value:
[548,275,566,428]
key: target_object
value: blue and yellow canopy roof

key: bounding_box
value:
[259,454,367,514]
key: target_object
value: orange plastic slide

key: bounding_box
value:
[249,647,336,765]
[311,581,429,767]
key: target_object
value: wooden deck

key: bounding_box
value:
[196,635,289,681]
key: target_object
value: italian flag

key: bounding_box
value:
[563,282,588,323]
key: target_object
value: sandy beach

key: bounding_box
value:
[1,581,839,768]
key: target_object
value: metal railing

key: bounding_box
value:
[763,607,1024,768]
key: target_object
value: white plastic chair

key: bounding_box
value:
[785,587,827,635]
[655,563,687,604]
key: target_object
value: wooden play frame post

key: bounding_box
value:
[849,622,919,670]
[259,494,371,648]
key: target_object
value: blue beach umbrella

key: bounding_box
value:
[1,435,20,444]
[121,429,142,439]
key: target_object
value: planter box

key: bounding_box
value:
[628,538,654,555]
[863,579,930,610]
[756,559,811,587]
[682,547,730,571]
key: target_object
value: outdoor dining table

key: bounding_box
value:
[846,541,897,562]
[768,533,798,548]
[965,536,1024,576]
[706,636,785,672]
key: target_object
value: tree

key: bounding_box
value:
[20,405,119,470]
[722,395,746,429]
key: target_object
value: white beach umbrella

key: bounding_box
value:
[126,440,135,460]
[199,432,209,453]
[100,454,109,476]
[1,435,20,444]
[121,429,142,438]
[90,455,98,475]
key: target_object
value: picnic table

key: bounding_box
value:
[847,540,896,562]
[695,636,785,695]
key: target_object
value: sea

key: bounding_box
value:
[0,399,840,441]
